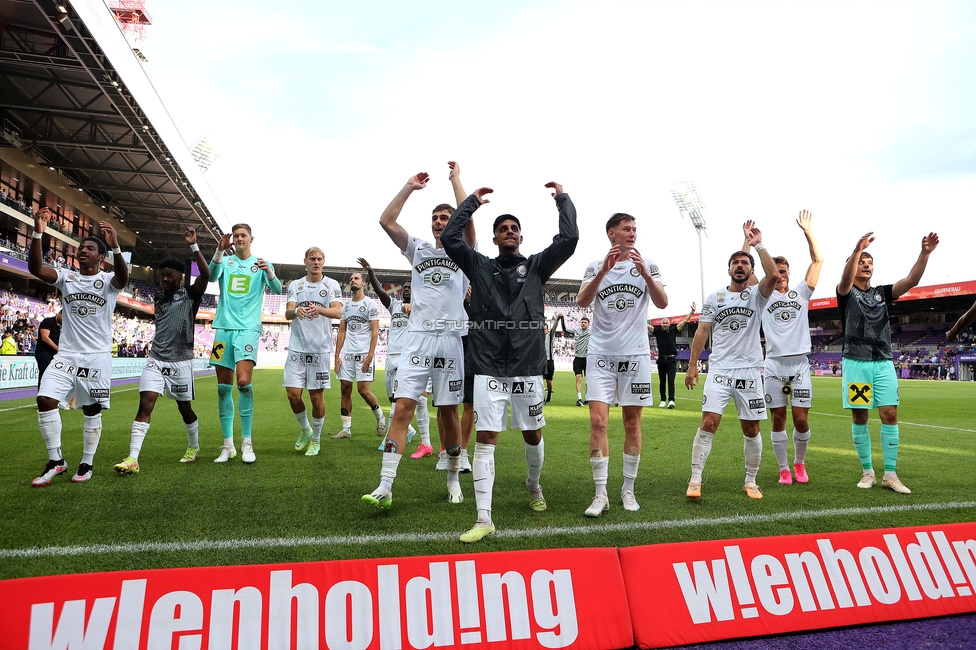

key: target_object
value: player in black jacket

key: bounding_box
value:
[442,181,578,542]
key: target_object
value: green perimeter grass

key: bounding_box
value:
[1,370,974,580]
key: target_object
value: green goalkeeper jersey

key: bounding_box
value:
[209,254,283,331]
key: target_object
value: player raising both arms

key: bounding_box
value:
[28,208,128,485]
[114,227,210,473]
[363,161,472,509]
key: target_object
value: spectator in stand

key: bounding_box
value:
[1,329,16,354]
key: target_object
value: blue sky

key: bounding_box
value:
[134,0,976,315]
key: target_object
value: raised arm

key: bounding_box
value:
[448,162,476,249]
[442,189,491,277]
[28,208,59,284]
[676,302,697,332]
[892,233,939,299]
[358,257,390,309]
[630,248,668,309]
[837,233,874,297]
[577,247,621,308]
[740,221,759,287]
[380,173,429,253]
[536,183,580,282]
[209,232,232,280]
[745,223,777,298]
[185,227,210,295]
[797,210,823,289]
[102,223,129,290]
[948,300,976,342]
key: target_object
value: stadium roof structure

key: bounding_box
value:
[0,0,228,267]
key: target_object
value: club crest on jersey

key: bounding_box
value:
[517,265,528,277]
[93,279,104,289]
[740,290,750,300]
[319,289,327,297]
[630,267,640,277]
[424,270,448,286]
[251,265,259,273]
[788,290,798,299]
[69,304,97,318]
[875,293,883,302]
[608,297,635,312]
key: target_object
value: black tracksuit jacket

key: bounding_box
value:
[441,192,578,378]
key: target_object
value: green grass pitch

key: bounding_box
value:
[1,370,973,580]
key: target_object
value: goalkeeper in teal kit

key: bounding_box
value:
[208,223,283,463]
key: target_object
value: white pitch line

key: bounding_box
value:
[2,501,973,560]
[810,410,976,433]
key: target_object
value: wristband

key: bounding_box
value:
[112,247,122,256]
[189,243,200,252]
[32,232,43,240]
[753,243,766,252]
[212,249,223,263]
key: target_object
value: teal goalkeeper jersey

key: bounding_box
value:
[209,255,283,331]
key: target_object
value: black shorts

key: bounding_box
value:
[544,360,555,381]
[462,335,475,404]
[573,357,587,376]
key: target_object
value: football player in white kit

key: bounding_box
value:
[742,213,823,485]
[577,213,668,517]
[685,223,777,500]
[285,247,343,456]
[356,258,431,452]
[363,162,473,509]
[28,207,128,485]
[332,272,385,438]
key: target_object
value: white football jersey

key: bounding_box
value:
[387,297,411,354]
[54,268,121,354]
[582,255,663,356]
[403,235,467,336]
[340,296,379,354]
[762,281,814,358]
[287,276,342,354]
[700,286,769,371]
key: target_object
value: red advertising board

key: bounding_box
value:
[620,522,976,648]
[0,547,632,650]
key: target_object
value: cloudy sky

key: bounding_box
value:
[131,0,974,317]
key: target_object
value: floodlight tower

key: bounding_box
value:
[672,181,708,308]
